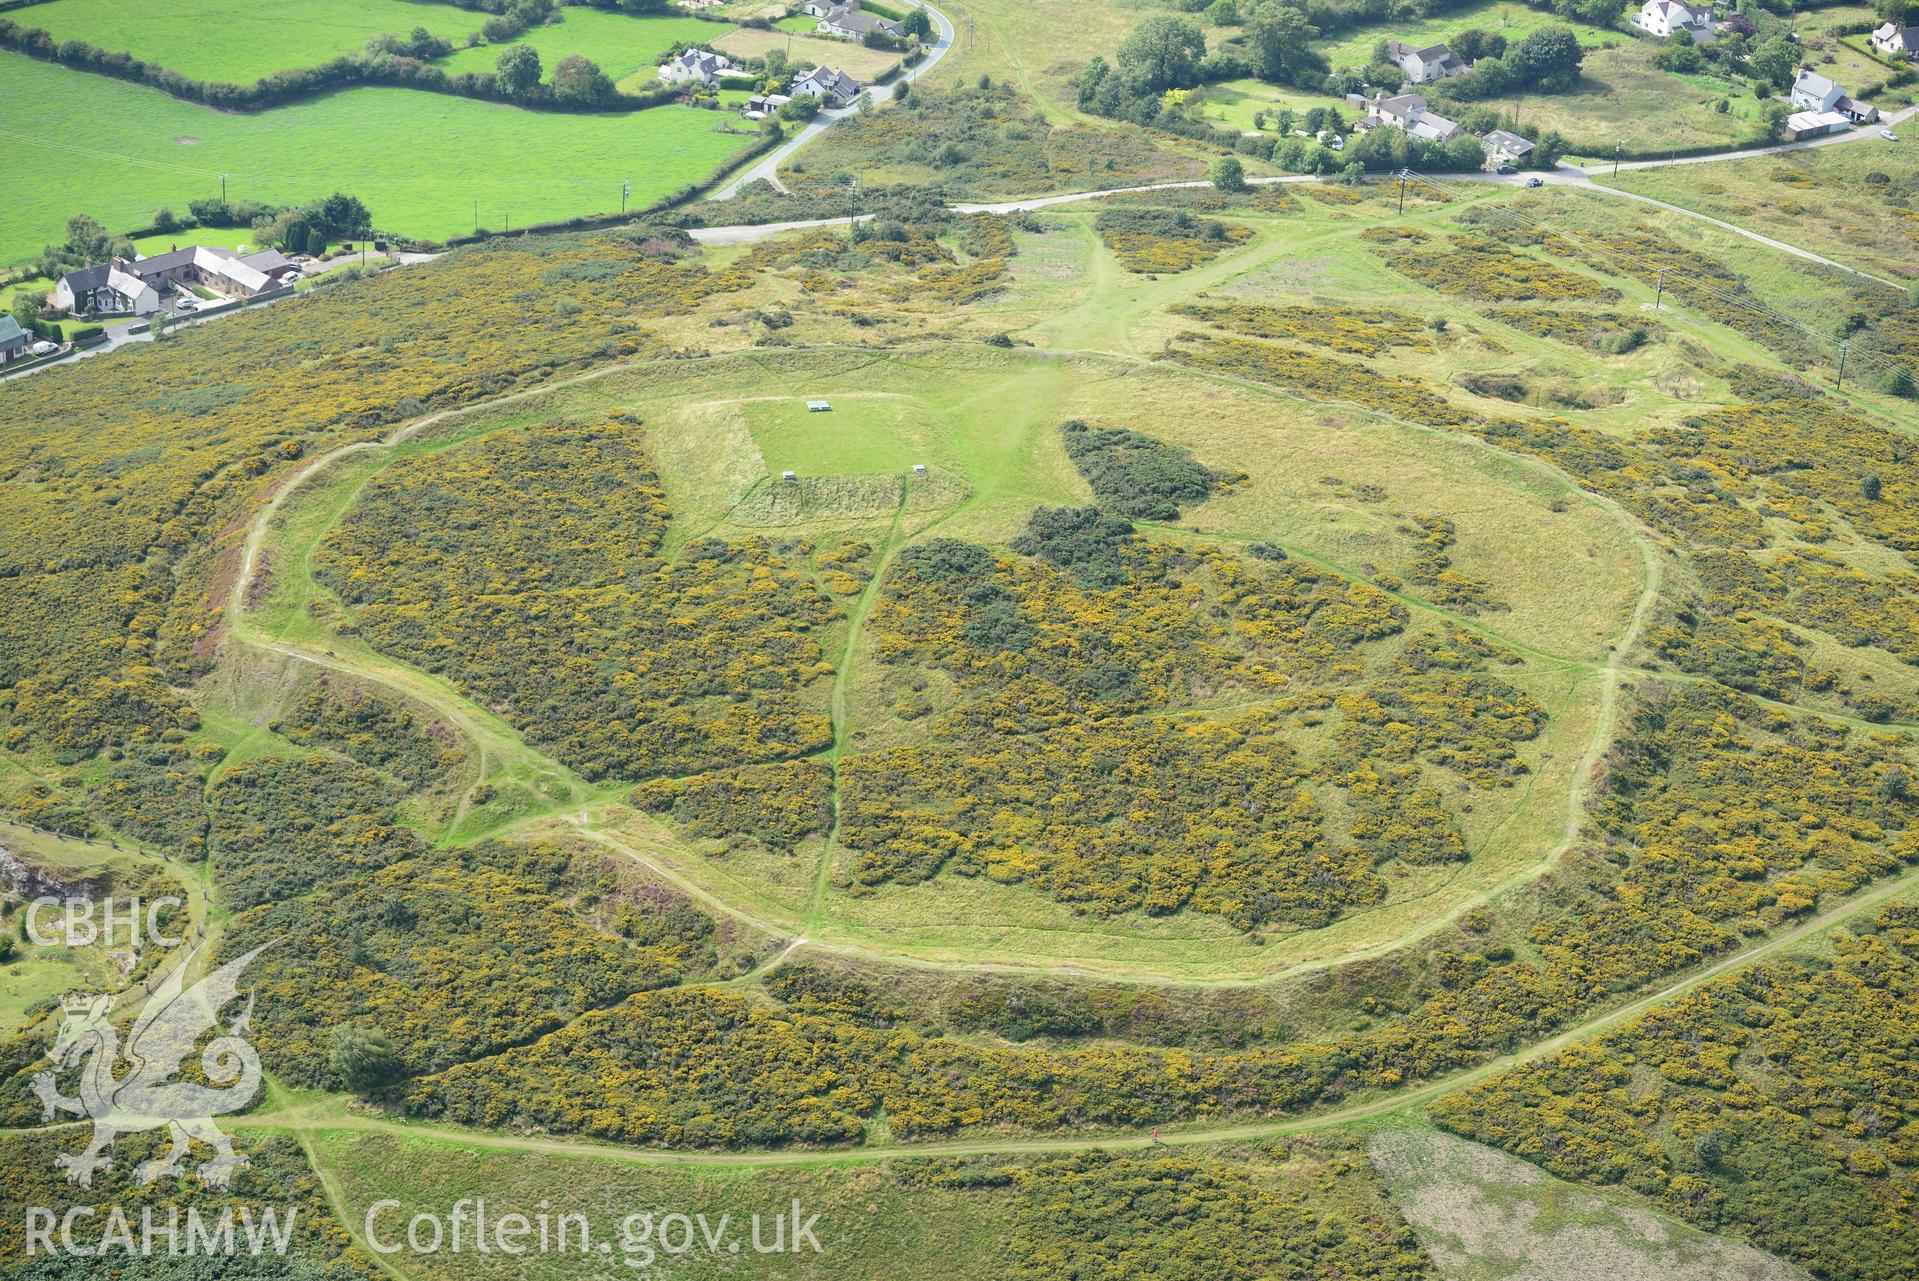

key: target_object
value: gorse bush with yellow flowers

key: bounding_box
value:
[316,418,844,782]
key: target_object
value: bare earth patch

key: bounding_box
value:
[1369,1128,1809,1281]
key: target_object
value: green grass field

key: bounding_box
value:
[433,10,721,87]
[1196,77,1353,133]
[7,0,473,83]
[1316,0,1615,72]
[0,52,760,266]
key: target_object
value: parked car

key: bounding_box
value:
[29,340,58,356]
[1883,129,1900,141]
[173,297,197,312]
[1524,176,1545,187]
[1496,164,1517,175]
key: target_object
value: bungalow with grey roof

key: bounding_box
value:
[1480,129,1535,166]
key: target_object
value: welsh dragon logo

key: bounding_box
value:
[32,943,271,1188]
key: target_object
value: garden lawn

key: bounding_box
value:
[0,53,759,266]
[434,11,722,86]
[1316,0,1616,72]
[5,0,472,84]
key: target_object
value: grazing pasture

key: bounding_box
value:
[0,52,760,265]
[433,10,720,87]
[5,0,473,83]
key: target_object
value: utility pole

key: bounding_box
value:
[848,172,859,237]
[1613,142,1621,176]
[1397,168,1407,215]
[473,199,479,233]
[622,181,630,215]
[1654,270,1664,310]
[220,172,227,203]
[1837,341,1850,389]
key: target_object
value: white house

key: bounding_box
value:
[1791,66,1843,112]
[817,4,904,40]
[1386,40,1466,85]
[53,261,161,317]
[1362,93,1464,145]
[1481,129,1535,166]
[793,64,863,105]
[798,0,838,15]
[1632,0,1715,40]
[1791,67,1877,123]
[1871,22,1919,58]
[658,46,739,85]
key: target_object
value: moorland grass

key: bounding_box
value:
[0,52,759,264]
[1600,132,1919,283]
